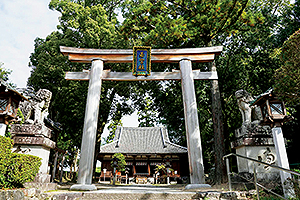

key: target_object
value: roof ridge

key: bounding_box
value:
[165,141,188,150]
[122,127,162,129]
[100,141,118,148]
[115,127,123,147]
[160,127,167,148]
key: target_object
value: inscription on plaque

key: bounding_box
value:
[132,46,151,76]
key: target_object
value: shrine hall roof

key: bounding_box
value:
[100,127,187,154]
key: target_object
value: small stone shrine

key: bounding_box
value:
[232,89,279,180]
[10,88,58,185]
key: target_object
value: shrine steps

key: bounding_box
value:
[42,185,254,200]
[46,191,251,200]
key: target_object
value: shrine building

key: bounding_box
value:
[98,127,189,181]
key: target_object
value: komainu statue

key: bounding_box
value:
[235,89,262,125]
[19,89,52,125]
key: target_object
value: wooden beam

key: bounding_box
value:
[65,70,218,81]
[60,46,223,63]
[180,59,205,184]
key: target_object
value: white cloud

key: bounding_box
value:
[0,0,60,88]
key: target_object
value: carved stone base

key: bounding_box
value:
[10,124,52,138]
[235,145,279,180]
[11,123,56,178]
[13,136,55,149]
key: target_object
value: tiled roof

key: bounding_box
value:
[100,127,187,154]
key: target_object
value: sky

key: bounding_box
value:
[0,0,138,138]
[0,0,60,88]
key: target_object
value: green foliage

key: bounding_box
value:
[95,167,101,173]
[0,62,15,88]
[105,119,123,144]
[121,0,264,47]
[137,97,158,127]
[155,163,174,175]
[6,108,25,138]
[8,153,41,188]
[0,136,41,189]
[274,28,300,105]
[0,62,12,82]
[111,153,126,172]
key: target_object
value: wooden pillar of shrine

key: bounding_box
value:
[70,59,103,191]
[147,156,151,176]
[180,59,206,186]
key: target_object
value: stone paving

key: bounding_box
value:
[1,183,255,199]
[41,184,254,200]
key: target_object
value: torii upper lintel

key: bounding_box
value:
[60,46,223,63]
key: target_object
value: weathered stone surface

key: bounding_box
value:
[33,173,51,183]
[198,191,221,199]
[10,124,52,138]
[24,182,57,192]
[23,188,36,198]
[235,123,272,138]
[184,184,211,190]
[13,136,55,149]
[50,192,83,200]
[70,184,97,191]
[220,192,238,200]
[0,190,24,200]
[232,137,274,147]
[19,89,52,125]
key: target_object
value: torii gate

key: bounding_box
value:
[60,46,223,190]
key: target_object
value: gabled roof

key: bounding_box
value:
[250,88,273,106]
[0,79,28,101]
[100,127,187,154]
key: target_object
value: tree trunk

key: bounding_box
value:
[210,61,228,184]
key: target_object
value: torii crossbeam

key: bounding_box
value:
[60,46,223,191]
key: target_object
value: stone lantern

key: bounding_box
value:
[250,88,292,127]
[250,88,294,198]
[0,80,27,136]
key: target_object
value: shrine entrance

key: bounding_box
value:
[60,46,223,190]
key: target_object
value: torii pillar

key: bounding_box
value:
[60,46,223,190]
[70,59,103,191]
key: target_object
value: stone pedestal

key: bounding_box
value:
[232,123,280,181]
[11,124,56,183]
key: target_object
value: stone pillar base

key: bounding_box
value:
[70,184,97,191]
[185,184,211,190]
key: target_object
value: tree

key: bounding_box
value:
[137,96,158,127]
[111,153,126,172]
[0,62,15,88]
[28,0,134,177]
[274,28,300,105]
[120,0,265,184]
[104,118,123,144]
[274,0,300,47]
